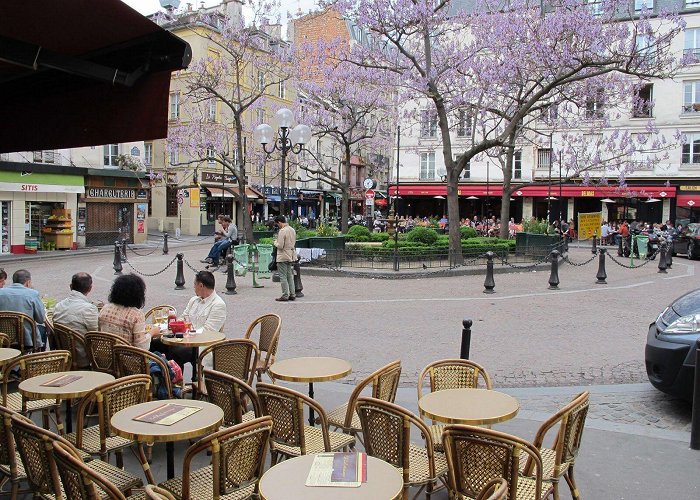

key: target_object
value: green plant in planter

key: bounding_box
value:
[406,227,439,245]
[253,223,269,231]
[522,218,553,234]
[315,223,339,237]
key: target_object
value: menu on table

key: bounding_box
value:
[306,452,367,488]
[132,403,202,426]
[40,374,82,387]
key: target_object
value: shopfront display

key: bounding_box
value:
[42,209,74,250]
[1,202,10,254]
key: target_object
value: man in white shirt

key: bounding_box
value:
[53,272,99,367]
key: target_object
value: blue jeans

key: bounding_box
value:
[277,261,295,298]
[207,239,231,261]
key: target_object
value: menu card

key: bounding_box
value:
[40,374,82,387]
[132,403,202,426]
[306,452,367,488]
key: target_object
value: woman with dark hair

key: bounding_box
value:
[98,273,160,349]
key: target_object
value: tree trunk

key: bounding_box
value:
[446,168,462,265]
[234,119,253,242]
[340,145,352,234]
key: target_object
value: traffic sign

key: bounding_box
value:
[365,189,375,200]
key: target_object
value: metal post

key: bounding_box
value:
[174,253,185,290]
[224,254,237,295]
[121,238,128,262]
[666,243,673,269]
[293,258,304,297]
[591,235,597,255]
[113,241,122,274]
[658,245,668,274]
[691,339,700,450]
[596,248,607,284]
[548,250,560,290]
[163,232,169,255]
[483,251,495,294]
[460,319,472,360]
[250,245,263,288]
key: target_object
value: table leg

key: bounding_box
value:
[166,441,175,479]
[308,382,315,426]
[65,399,72,434]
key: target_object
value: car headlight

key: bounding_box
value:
[665,314,700,334]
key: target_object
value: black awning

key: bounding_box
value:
[0,0,192,154]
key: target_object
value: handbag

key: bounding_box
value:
[268,246,278,271]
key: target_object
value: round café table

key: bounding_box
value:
[0,347,20,366]
[269,357,352,426]
[19,370,115,434]
[160,329,225,384]
[259,454,403,500]
[111,399,223,481]
[418,388,519,425]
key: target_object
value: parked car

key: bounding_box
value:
[645,288,700,401]
[671,223,700,260]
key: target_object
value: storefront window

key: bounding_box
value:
[1,202,9,254]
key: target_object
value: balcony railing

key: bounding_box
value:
[682,104,700,113]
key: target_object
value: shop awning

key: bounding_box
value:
[0,171,84,194]
[0,0,192,154]
[325,192,343,202]
[204,186,263,200]
[206,187,236,198]
[677,194,700,207]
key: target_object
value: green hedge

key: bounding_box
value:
[345,225,372,242]
[406,227,439,245]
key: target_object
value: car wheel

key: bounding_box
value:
[689,243,696,260]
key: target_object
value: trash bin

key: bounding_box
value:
[634,234,649,259]
[233,244,249,276]
[256,244,273,279]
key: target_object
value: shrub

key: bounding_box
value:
[460,226,478,239]
[345,225,371,242]
[370,232,391,242]
[315,223,339,237]
[406,227,439,245]
[522,218,552,234]
[258,237,274,245]
[253,223,269,231]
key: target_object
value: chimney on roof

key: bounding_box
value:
[187,2,192,11]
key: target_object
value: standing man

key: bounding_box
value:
[273,215,297,302]
[53,272,99,367]
[0,269,46,350]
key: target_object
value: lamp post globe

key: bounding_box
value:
[253,124,273,145]
[275,108,294,129]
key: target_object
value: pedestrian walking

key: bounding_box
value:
[273,215,297,302]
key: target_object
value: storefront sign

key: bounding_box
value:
[578,212,602,240]
[190,187,200,208]
[86,188,137,200]
[0,182,84,194]
[136,204,147,220]
[202,172,237,184]
[137,189,148,200]
[581,190,595,197]
[680,185,700,191]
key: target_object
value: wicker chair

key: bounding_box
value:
[1,350,71,432]
[256,383,355,464]
[195,339,259,397]
[243,313,281,382]
[144,485,176,499]
[0,404,30,499]
[417,359,493,452]
[64,375,155,485]
[202,369,262,427]
[356,397,448,500]
[476,478,508,500]
[85,331,128,376]
[144,305,177,325]
[441,425,553,500]
[52,323,90,370]
[323,360,401,446]
[153,416,273,499]
[114,345,188,400]
[0,311,39,352]
[10,412,143,499]
[520,391,590,500]
[0,332,9,347]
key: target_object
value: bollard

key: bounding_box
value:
[666,244,673,269]
[224,254,237,295]
[658,245,668,274]
[293,258,304,298]
[113,241,123,275]
[483,252,495,294]
[595,248,607,284]
[460,319,472,360]
[250,245,263,289]
[174,253,185,290]
[163,232,169,255]
[121,238,128,262]
[548,250,560,290]
[691,339,700,450]
[591,235,597,255]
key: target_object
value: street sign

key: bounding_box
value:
[365,189,375,200]
[577,212,602,240]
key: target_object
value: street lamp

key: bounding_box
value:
[253,108,311,219]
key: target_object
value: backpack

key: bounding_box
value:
[148,352,183,399]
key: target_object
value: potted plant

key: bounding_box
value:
[252,223,274,242]
[515,218,560,255]
[309,223,345,250]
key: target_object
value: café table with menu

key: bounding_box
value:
[0,347,20,366]
[259,452,403,500]
[418,388,519,425]
[18,370,114,434]
[110,399,223,481]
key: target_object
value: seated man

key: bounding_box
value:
[150,270,226,373]
[52,272,99,368]
[201,216,237,267]
[0,269,46,350]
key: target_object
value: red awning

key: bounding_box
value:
[390,183,676,198]
[0,0,191,154]
[677,194,700,207]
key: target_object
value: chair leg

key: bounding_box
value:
[136,444,156,485]
[10,481,19,500]
[116,450,124,469]
[564,467,580,500]
[42,409,50,430]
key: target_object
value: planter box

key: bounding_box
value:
[295,238,311,249]
[253,230,275,242]
[515,233,560,255]
[309,236,346,250]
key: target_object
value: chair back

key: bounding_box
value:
[344,360,401,428]
[417,359,493,399]
[476,478,508,500]
[144,305,177,325]
[198,339,259,386]
[441,425,543,500]
[0,405,22,482]
[85,331,127,375]
[73,375,152,451]
[244,313,281,368]
[180,416,272,499]
[0,331,9,347]
[52,323,88,370]
[145,485,176,500]
[52,441,127,500]
[202,369,262,426]
[0,311,38,352]
[113,345,173,399]
[2,351,71,406]
[257,382,331,455]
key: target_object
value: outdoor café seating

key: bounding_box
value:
[201,369,262,427]
[0,311,39,353]
[114,345,189,400]
[195,338,259,397]
[476,478,509,500]
[0,332,9,347]
[85,331,127,376]
[52,322,89,370]
[243,313,281,382]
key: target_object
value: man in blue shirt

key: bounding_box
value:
[0,269,46,350]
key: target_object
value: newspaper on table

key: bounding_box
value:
[305,452,367,488]
[132,403,202,426]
